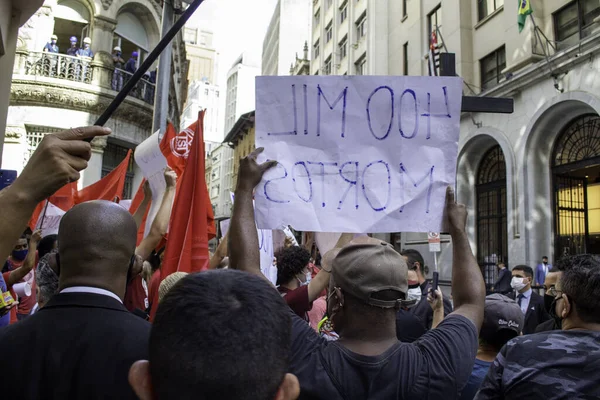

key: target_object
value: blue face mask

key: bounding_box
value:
[12,249,28,261]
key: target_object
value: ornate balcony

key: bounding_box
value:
[10,50,155,131]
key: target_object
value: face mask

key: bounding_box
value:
[51,40,56,44]
[406,286,422,305]
[543,261,548,265]
[12,249,28,261]
[85,44,90,49]
[549,297,563,329]
[298,272,311,286]
[511,277,527,291]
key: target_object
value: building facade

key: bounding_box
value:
[306,0,600,288]
[262,0,312,76]
[224,52,260,134]
[290,41,310,75]
[181,80,222,143]
[205,142,234,220]
[2,0,188,199]
[224,110,256,192]
[183,27,217,83]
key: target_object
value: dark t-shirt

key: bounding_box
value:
[279,285,312,321]
[475,330,600,400]
[396,308,427,343]
[459,359,492,400]
[289,312,478,399]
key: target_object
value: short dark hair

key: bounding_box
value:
[37,234,58,259]
[556,255,600,324]
[512,265,533,279]
[401,249,425,275]
[275,246,311,285]
[150,270,292,400]
[542,256,548,260]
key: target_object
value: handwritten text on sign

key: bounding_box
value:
[254,76,463,233]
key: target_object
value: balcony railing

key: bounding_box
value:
[20,52,155,105]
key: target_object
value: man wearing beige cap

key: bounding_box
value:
[229,148,486,399]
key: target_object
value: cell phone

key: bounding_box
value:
[0,170,17,191]
[431,271,439,297]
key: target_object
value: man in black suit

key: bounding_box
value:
[492,262,512,294]
[0,200,150,399]
[401,249,453,330]
[507,265,550,335]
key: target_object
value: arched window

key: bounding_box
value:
[114,11,151,69]
[476,145,508,288]
[552,115,600,259]
[53,0,91,54]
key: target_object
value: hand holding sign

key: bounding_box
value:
[237,147,278,192]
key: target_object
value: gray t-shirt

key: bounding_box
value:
[475,330,600,400]
[289,312,478,399]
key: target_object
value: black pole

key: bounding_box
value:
[38,200,50,231]
[93,0,205,129]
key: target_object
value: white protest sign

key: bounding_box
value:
[35,202,66,236]
[258,228,276,285]
[219,218,231,237]
[255,76,463,233]
[119,199,132,211]
[281,225,299,246]
[134,130,168,236]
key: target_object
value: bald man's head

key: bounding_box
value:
[58,201,137,296]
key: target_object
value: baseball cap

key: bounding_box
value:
[331,236,408,308]
[481,294,524,339]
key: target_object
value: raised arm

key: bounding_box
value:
[446,187,486,329]
[136,168,176,261]
[132,181,152,230]
[0,126,110,263]
[307,233,353,302]
[228,148,276,278]
[7,229,40,286]
[209,233,228,270]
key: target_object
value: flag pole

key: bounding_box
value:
[38,200,50,231]
[92,0,205,130]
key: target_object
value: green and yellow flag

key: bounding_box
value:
[518,0,533,33]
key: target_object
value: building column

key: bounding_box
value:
[81,135,106,189]
[1,125,26,173]
[90,16,117,90]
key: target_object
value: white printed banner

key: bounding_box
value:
[35,202,66,236]
[255,76,463,232]
[134,130,168,236]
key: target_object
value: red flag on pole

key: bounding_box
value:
[28,182,76,229]
[161,111,210,274]
[159,120,215,239]
[74,150,132,204]
[129,179,150,246]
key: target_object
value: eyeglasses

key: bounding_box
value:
[546,287,563,297]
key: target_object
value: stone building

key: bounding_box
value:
[3,0,188,198]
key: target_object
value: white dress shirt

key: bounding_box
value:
[60,286,123,304]
[517,288,532,315]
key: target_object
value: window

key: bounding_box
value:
[184,28,197,44]
[25,125,61,165]
[356,13,367,40]
[476,145,508,289]
[314,8,321,26]
[428,5,442,37]
[480,46,506,90]
[102,142,135,199]
[554,0,600,45]
[339,36,348,59]
[324,56,332,75]
[326,23,333,43]
[355,55,366,75]
[403,42,409,75]
[314,39,320,58]
[402,0,407,18]
[340,2,348,23]
[326,0,333,10]
[478,0,504,21]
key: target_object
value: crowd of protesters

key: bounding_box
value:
[0,126,598,399]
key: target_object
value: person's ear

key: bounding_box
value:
[128,360,154,400]
[273,373,300,400]
[561,294,571,319]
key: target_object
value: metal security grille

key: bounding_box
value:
[102,142,134,199]
[476,145,508,289]
[24,125,62,166]
[552,114,600,259]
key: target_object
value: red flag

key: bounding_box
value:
[159,120,215,239]
[28,182,76,229]
[129,179,150,246]
[74,150,132,204]
[161,111,210,274]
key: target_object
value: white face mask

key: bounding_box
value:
[406,287,422,305]
[511,277,527,291]
[298,272,311,286]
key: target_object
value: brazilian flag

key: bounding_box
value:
[518,0,533,33]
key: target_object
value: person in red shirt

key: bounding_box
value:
[276,246,332,321]
[3,230,41,321]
